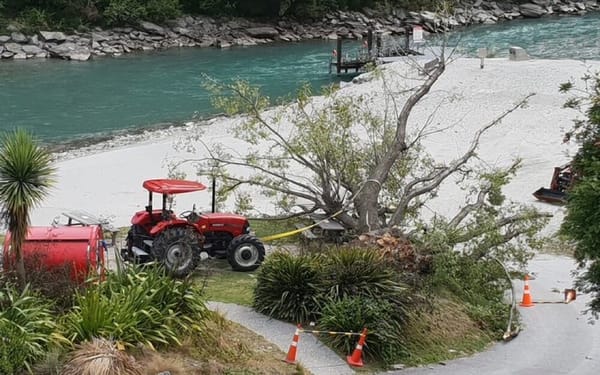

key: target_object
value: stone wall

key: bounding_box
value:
[0,0,598,61]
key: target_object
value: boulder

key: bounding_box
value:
[0,35,10,43]
[22,44,43,54]
[91,32,111,42]
[246,27,279,39]
[39,31,67,42]
[47,42,91,61]
[519,3,547,17]
[10,32,28,43]
[13,52,27,59]
[1,51,14,59]
[139,21,165,35]
[0,45,3,54]
[4,42,23,53]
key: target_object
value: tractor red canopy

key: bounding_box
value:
[143,179,207,194]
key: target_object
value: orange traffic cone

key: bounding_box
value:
[284,324,301,364]
[347,328,368,367]
[520,275,535,307]
[564,288,576,303]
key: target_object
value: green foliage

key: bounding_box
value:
[63,265,208,349]
[0,282,63,374]
[146,0,181,21]
[321,247,407,311]
[428,252,509,335]
[103,0,148,26]
[0,129,56,284]
[253,251,323,322]
[319,297,406,364]
[253,247,409,326]
[559,71,600,316]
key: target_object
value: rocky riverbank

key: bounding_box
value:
[0,0,598,61]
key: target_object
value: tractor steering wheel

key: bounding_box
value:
[179,210,195,219]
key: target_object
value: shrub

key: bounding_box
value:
[103,0,147,26]
[63,264,208,348]
[0,283,63,374]
[429,252,510,336]
[320,247,408,313]
[146,0,181,22]
[253,251,322,323]
[62,338,142,375]
[319,297,406,364]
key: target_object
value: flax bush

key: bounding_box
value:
[0,282,63,374]
[321,247,408,314]
[63,264,208,349]
[253,251,323,323]
[319,296,407,364]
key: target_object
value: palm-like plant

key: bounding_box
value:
[0,129,55,285]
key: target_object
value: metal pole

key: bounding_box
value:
[211,176,216,213]
[336,37,342,75]
[367,29,373,56]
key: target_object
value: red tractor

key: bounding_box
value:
[121,179,265,277]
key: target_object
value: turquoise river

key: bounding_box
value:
[0,12,599,146]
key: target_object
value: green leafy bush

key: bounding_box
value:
[429,252,509,336]
[0,283,63,374]
[103,0,148,25]
[319,297,406,364]
[321,247,408,312]
[63,265,208,349]
[253,251,322,323]
[146,0,181,22]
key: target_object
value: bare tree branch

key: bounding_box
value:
[390,93,535,226]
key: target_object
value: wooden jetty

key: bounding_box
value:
[329,28,423,75]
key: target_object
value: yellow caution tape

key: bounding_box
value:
[260,209,344,242]
[299,329,362,336]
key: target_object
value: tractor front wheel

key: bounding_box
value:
[153,227,201,277]
[227,234,265,272]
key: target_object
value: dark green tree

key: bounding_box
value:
[0,129,55,285]
[560,72,600,315]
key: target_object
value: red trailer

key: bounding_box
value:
[3,221,106,282]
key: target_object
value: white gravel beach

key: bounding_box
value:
[31,57,600,235]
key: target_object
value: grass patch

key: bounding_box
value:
[250,217,303,245]
[400,298,493,366]
[137,311,306,374]
[197,259,257,306]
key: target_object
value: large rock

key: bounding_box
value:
[1,51,14,59]
[0,35,10,43]
[519,3,547,17]
[39,31,67,42]
[91,32,111,42]
[4,42,23,53]
[22,44,43,54]
[47,42,91,61]
[246,27,279,39]
[139,21,165,35]
[10,32,28,43]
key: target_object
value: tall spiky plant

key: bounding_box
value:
[0,129,55,285]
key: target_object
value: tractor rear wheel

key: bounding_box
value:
[153,227,201,277]
[227,234,265,272]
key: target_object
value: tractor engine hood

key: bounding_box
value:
[199,212,249,230]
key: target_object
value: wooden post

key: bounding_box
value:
[367,29,373,56]
[336,37,342,75]
[376,33,382,57]
[404,25,410,53]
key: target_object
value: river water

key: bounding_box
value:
[1,12,599,145]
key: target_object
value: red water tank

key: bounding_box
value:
[3,225,106,282]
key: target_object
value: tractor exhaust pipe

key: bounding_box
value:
[212,177,216,213]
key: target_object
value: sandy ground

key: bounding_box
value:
[30,57,600,235]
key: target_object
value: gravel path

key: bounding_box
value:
[207,301,355,375]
